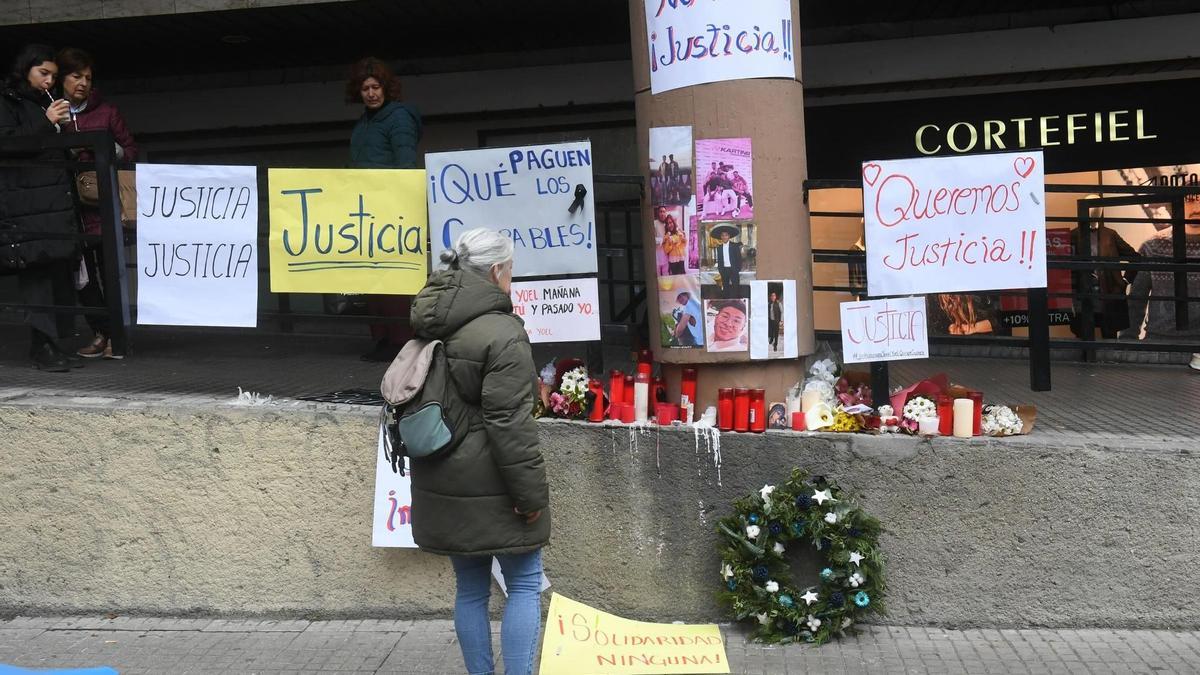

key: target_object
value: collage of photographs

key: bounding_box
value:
[650,127,798,360]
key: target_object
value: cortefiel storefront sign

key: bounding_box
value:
[863,151,1047,297]
[643,0,795,95]
[807,78,1200,179]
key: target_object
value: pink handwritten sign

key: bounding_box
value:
[645,0,795,95]
[862,151,1047,296]
[840,297,929,364]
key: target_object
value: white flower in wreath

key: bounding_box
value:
[746,525,761,539]
[721,563,734,580]
[756,612,771,626]
[806,615,822,631]
[765,580,779,593]
[849,572,865,588]
[824,512,838,524]
[759,484,775,503]
[773,542,785,555]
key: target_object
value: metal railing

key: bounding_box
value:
[1,131,645,361]
[805,179,1200,394]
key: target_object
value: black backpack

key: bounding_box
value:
[378,338,471,476]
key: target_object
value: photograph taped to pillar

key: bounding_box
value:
[136,163,259,327]
[644,0,795,95]
[700,221,756,291]
[659,274,705,349]
[703,286,751,353]
[653,205,689,277]
[697,138,754,221]
[649,126,693,207]
[862,150,1047,297]
[426,141,596,278]
[750,279,798,360]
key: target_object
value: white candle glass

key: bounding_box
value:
[953,398,973,438]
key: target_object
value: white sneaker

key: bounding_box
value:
[1190,354,1200,371]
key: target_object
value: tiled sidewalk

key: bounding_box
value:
[2,616,1199,674]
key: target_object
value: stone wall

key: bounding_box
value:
[2,398,1197,628]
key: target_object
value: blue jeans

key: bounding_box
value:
[450,550,543,675]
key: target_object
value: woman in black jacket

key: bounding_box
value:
[0,44,79,372]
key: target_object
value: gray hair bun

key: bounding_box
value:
[439,249,460,266]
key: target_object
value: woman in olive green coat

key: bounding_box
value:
[409,228,549,675]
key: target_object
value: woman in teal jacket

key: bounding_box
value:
[346,57,422,360]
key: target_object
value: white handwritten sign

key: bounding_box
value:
[136,164,258,327]
[426,142,596,278]
[372,430,416,548]
[863,151,1047,297]
[511,277,601,344]
[840,297,929,364]
[645,0,795,95]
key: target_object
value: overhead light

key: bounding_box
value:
[220,34,252,44]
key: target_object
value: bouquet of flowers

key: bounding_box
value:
[534,359,594,419]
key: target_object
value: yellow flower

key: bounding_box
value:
[829,411,862,432]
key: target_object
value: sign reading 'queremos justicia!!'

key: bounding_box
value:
[644,0,795,95]
[136,164,259,327]
[862,151,1047,297]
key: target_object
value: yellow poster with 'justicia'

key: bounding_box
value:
[268,168,427,294]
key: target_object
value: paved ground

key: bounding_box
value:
[1,323,1198,449]
[2,616,1198,674]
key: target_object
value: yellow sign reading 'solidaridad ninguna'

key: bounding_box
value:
[268,168,427,294]
[539,593,729,675]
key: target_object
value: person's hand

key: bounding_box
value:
[949,323,963,335]
[514,508,542,525]
[45,99,70,125]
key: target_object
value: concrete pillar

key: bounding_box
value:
[628,0,813,412]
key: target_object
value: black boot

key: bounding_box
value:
[30,342,70,372]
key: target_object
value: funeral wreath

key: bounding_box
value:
[716,469,886,644]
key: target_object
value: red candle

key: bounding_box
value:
[619,403,636,424]
[749,389,766,433]
[588,379,605,422]
[969,391,984,436]
[734,388,751,432]
[937,395,953,436]
[655,403,678,425]
[680,367,697,410]
[608,370,624,419]
[791,411,806,431]
[718,388,734,431]
[623,375,634,410]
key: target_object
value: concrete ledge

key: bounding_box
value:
[1,395,1197,629]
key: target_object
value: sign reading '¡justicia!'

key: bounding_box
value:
[863,150,1048,298]
[425,142,596,278]
[644,0,795,95]
[267,168,428,295]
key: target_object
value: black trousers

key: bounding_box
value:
[17,259,76,342]
[768,319,779,349]
[719,266,739,293]
[78,244,110,334]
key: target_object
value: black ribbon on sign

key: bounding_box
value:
[568,184,587,214]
